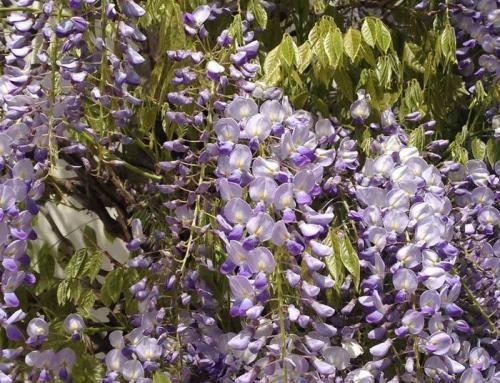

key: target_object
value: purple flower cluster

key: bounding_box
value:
[212,95,360,380]
[52,0,146,135]
[0,0,50,362]
[353,127,499,381]
[0,1,499,382]
[451,0,499,86]
[0,0,147,380]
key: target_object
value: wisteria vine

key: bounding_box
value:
[0,0,498,382]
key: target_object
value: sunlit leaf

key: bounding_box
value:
[409,126,425,153]
[280,34,299,67]
[57,280,71,306]
[375,20,392,53]
[65,249,89,279]
[263,44,282,85]
[297,42,313,73]
[440,24,457,64]
[471,138,486,161]
[153,372,172,383]
[229,14,243,45]
[325,229,344,293]
[82,250,103,283]
[361,17,377,48]
[344,28,362,62]
[77,290,96,318]
[324,29,343,68]
[248,0,268,29]
[340,231,360,291]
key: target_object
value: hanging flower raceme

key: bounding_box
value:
[207,91,367,381]
[351,110,499,382]
[450,0,499,88]
[0,2,55,380]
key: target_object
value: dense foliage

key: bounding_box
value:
[0,0,499,382]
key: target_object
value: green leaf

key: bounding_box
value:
[361,128,372,156]
[248,0,267,29]
[323,30,343,68]
[297,42,313,73]
[291,91,309,108]
[401,79,425,117]
[65,249,89,279]
[473,80,487,102]
[486,139,499,168]
[424,53,436,88]
[315,37,330,69]
[308,22,322,48]
[153,372,172,383]
[100,268,124,306]
[344,28,362,62]
[454,125,468,145]
[375,20,391,53]
[77,290,96,318]
[361,43,376,67]
[262,44,282,86]
[83,225,98,249]
[403,43,425,73]
[325,229,344,293]
[375,56,393,88]
[361,17,377,48]
[338,231,360,291]
[229,14,243,45]
[440,24,457,64]
[471,138,486,161]
[72,354,105,383]
[333,68,354,101]
[409,126,425,153]
[82,250,102,282]
[57,280,71,305]
[280,34,298,68]
[451,144,469,165]
[37,243,55,280]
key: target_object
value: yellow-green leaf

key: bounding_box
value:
[375,20,391,53]
[324,29,343,68]
[308,22,322,48]
[229,14,243,45]
[340,232,360,291]
[403,43,425,73]
[57,280,71,306]
[280,34,298,68]
[248,0,267,29]
[262,44,282,85]
[486,138,499,168]
[471,138,486,161]
[297,42,313,73]
[344,28,362,62]
[325,229,345,293]
[361,17,377,48]
[440,24,457,64]
[409,126,425,153]
[153,372,171,383]
[451,144,469,164]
